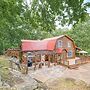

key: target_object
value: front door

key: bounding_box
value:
[60,50,67,64]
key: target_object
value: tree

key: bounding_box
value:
[0,0,27,53]
[31,0,90,28]
[65,16,90,53]
[0,0,90,54]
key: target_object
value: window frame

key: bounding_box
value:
[67,42,71,47]
[57,40,63,48]
[67,50,73,57]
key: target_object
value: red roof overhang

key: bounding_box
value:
[21,39,57,51]
[56,48,63,54]
[21,35,75,52]
[56,48,68,54]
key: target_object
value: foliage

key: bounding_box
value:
[0,0,90,54]
[46,15,90,53]
[31,0,90,27]
[0,56,10,81]
[69,21,90,53]
[62,15,90,53]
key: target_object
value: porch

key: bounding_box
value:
[26,49,68,70]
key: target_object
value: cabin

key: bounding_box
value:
[6,48,20,59]
[21,35,78,67]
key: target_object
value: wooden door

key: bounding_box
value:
[61,50,67,64]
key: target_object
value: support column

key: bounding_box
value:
[48,55,50,67]
[34,54,37,70]
[39,54,42,68]
[54,54,57,66]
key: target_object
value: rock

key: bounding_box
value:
[17,76,38,90]
[75,80,87,86]
[21,86,34,90]
[11,86,18,90]
[36,82,48,90]
[3,82,10,87]
[0,86,11,90]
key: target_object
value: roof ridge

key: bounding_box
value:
[21,35,67,42]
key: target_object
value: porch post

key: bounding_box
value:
[48,54,50,67]
[34,53,37,70]
[53,54,55,63]
[39,54,42,68]
[54,53,57,66]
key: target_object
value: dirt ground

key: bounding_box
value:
[61,63,90,84]
[46,78,90,90]
[0,55,38,90]
[0,55,90,90]
[28,63,90,85]
[28,63,90,90]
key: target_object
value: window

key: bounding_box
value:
[57,40,62,48]
[67,42,71,47]
[67,50,72,57]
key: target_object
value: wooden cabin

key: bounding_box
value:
[6,48,20,59]
[21,35,78,66]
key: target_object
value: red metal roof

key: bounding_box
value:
[21,39,57,51]
[56,48,63,53]
[21,35,74,52]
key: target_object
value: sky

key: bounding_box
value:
[84,0,90,3]
[84,0,90,13]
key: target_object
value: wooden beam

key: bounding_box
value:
[34,54,37,70]
[48,55,50,67]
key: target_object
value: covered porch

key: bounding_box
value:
[26,48,68,69]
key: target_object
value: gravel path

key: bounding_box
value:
[28,63,90,85]
[61,63,90,84]
[29,65,67,83]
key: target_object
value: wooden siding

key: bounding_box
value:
[56,36,75,59]
[6,49,20,59]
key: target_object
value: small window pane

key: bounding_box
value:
[67,42,71,47]
[68,51,72,57]
[57,40,62,48]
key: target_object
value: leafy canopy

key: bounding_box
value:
[0,0,90,54]
[31,0,90,27]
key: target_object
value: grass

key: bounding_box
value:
[47,78,90,90]
[0,55,24,87]
[0,55,10,82]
